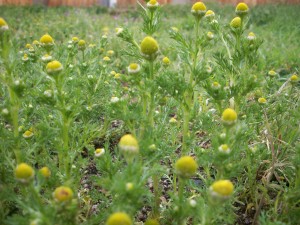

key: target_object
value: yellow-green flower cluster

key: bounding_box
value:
[175,156,198,178]
[106,212,132,225]
[23,129,34,138]
[212,81,221,90]
[39,166,51,178]
[258,97,267,104]
[290,74,298,83]
[46,60,63,75]
[15,163,35,183]
[41,54,52,62]
[218,144,231,154]
[72,36,79,43]
[128,63,141,74]
[207,31,214,40]
[230,17,242,29]
[94,148,105,157]
[162,56,171,66]
[140,36,159,60]
[103,56,111,63]
[268,70,277,77]
[119,134,139,154]
[221,108,237,126]
[205,10,215,20]
[247,32,256,41]
[147,0,159,10]
[40,34,54,46]
[235,2,249,17]
[191,2,207,19]
[78,39,86,50]
[0,17,9,30]
[210,180,234,198]
[53,186,73,202]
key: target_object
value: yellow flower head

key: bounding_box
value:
[258,97,267,104]
[30,219,40,225]
[230,17,242,29]
[247,32,256,41]
[114,73,121,79]
[175,156,198,178]
[221,108,237,126]
[162,56,171,66]
[140,36,159,60]
[40,34,54,45]
[268,70,277,77]
[78,40,86,50]
[145,219,160,225]
[22,54,29,61]
[119,134,139,153]
[290,74,298,83]
[236,2,249,16]
[207,31,214,40]
[102,26,110,34]
[107,50,114,56]
[147,0,159,10]
[205,10,215,19]
[128,63,141,74]
[72,36,79,43]
[15,163,35,183]
[171,27,179,32]
[95,148,105,157]
[106,212,132,225]
[126,182,134,191]
[191,2,207,18]
[0,17,9,30]
[169,117,177,124]
[41,54,52,62]
[212,81,221,90]
[110,96,119,103]
[23,130,33,138]
[39,166,51,178]
[0,17,7,26]
[218,144,231,154]
[25,43,32,49]
[32,40,40,45]
[210,180,234,198]
[103,56,111,62]
[46,60,63,75]
[53,186,73,202]
[115,27,124,36]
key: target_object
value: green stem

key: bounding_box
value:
[140,91,148,138]
[235,32,241,54]
[55,74,71,179]
[8,87,21,163]
[220,32,232,66]
[62,115,70,179]
[182,107,190,155]
[178,178,185,225]
[148,61,155,130]
[82,50,85,61]
[152,174,160,218]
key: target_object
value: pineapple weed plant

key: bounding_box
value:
[0,1,300,225]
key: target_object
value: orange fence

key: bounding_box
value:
[0,0,100,6]
[0,0,32,5]
[0,0,299,6]
[48,0,98,6]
